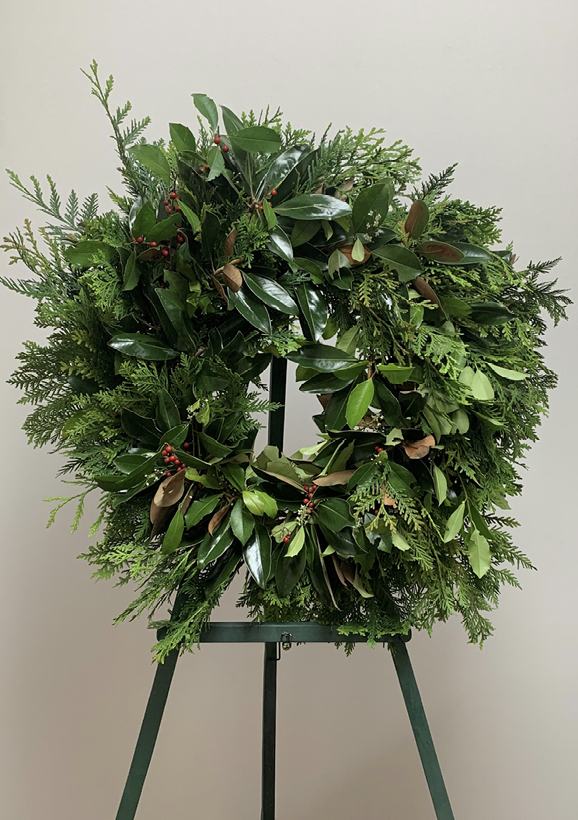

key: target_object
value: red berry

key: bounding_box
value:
[183,442,190,449]
[150,241,157,248]
[169,455,177,463]
[308,501,315,508]
[176,194,181,200]
[165,445,173,453]
[162,249,170,257]
[161,449,167,456]
[131,236,136,242]
[271,189,277,196]
[137,236,144,243]
[283,535,291,543]
[164,457,171,464]
[163,199,169,206]
[222,144,229,152]
[175,205,181,211]
[199,166,205,171]
[213,135,221,145]
[178,465,185,472]
[374,445,384,453]
[197,482,203,488]
[304,486,310,493]
[166,471,172,477]
[259,204,264,210]
[302,498,309,505]
[374,509,379,515]
[169,191,177,200]
[204,164,210,170]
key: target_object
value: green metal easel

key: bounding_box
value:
[114,358,456,820]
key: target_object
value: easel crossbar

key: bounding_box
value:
[198,621,408,644]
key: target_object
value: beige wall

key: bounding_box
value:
[1,1,577,817]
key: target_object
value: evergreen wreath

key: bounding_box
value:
[2,61,570,661]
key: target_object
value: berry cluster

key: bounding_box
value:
[161,443,189,477]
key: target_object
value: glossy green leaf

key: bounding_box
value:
[276,544,307,597]
[392,531,411,551]
[274,194,352,221]
[316,498,355,532]
[352,181,393,233]
[296,284,328,341]
[64,241,117,267]
[221,463,246,493]
[432,464,447,506]
[286,344,356,372]
[291,220,320,247]
[161,424,189,449]
[198,432,232,459]
[440,297,472,318]
[108,333,178,361]
[345,379,375,428]
[192,93,219,131]
[94,451,159,492]
[467,529,491,578]
[243,521,272,587]
[259,144,310,197]
[230,499,254,546]
[169,123,197,153]
[228,286,272,334]
[300,372,354,394]
[347,462,376,491]
[373,244,423,282]
[184,494,222,529]
[469,301,513,325]
[230,126,281,154]
[147,213,181,243]
[262,199,277,230]
[129,144,171,185]
[121,410,160,446]
[487,363,527,380]
[351,237,366,262]
[374,380,407,427]
[206,144,225,181]
[156,389,181,432]
[415,241,464,264]
[377,364,415,384]
[155,289,195,343]
[243,272,298,315]
[113,453,155,474]
[162,509,185,554]
[452,242,493,265]
[242,490,266,516]
[198,520,234,569]
[131,202,156,241]
[443,501,466,543]
[267,227,293,262]
[284,526,306,558]
[176,200,201,233]
[404,200,429,239]
[221,105,243,136]
[122,252,140,291]
[253,490,278,518]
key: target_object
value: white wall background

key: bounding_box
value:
[1,1,576,818]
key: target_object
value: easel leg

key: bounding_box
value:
[391,640,455,820]
[115,647,179,820]
[261,642,278,820]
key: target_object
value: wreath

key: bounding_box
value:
[2,61,570,661]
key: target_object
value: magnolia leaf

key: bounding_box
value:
[432,464,448,505]
[244,272,298,315]
[150,470,187,521]
[352,181,393,233]
[197,521,234,569]
[208,504,231,535]
[286,344,356,372]
[415,241,464,264]
[296,284,328,341]
[443,501,466,543]
[225,227,237,257]
[228,286,272,334]
[267,226,293,262]
[402,435,436,459]
[222,262,243,292]
[377,364,415,384]
[468,529,491,578]
[413,276,442,308]
[108,333,178,361]
[404,200,429,239]
[372,245,423,282]
[274,193,352,221]
[313,470,356,487]
[230,499,254,546]
[122,252,140,291]
[316,498,355,532]
[332,555,348,586]
[243,521,272,587]
[345,379,375,429]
